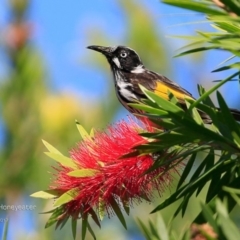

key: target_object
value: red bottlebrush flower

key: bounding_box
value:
[32,119,180,235]
[37,118,180,232]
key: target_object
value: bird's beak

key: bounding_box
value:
[87,45,113,56]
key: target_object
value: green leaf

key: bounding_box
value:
[175,46,216,57]
[42,140,62,155]
[54,188,78,207]
[173,194,190,217]
[196,149,215,197]
[189,72,240,111]
[129,103,168,116]
[151,156,231,214]
[67,169,99,177]
[110,197,127,229]
[212,62,240,73]
[122,199,130,215]
[185,100,203,125]
[98,197,105,221]
[216,199,240,240]
[45,152,77,169]
[176,153,196,190]
[72,218,77,240]
[82,215,88,240]
[149,220,161,239]
[162,0,226,15]
[156,214,169,240]
[216,91,240,144]
[76,120,91,140]
[140,85,185,115]
[200,202,219,234]
[197,85,215,108]
[87,223,96,240]
[88,207,101,228]
[56,214,69,230]
[30,189,61,199]
[137,218,152,240]
[45,206,65,228]
[223,186,240,195]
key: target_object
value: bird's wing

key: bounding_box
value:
[128,70,194,104]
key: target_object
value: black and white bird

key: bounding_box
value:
[87,45,240,123]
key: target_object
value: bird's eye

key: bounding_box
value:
[120,52,127,58]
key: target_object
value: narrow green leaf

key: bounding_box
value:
[173,194,190,217]
[206,171,222,202]
[182,228,191,240]
[197,85,215,108]
[223,186,240,195]
[162,0,226,15]
[178,159,228,200]
[156,213,169,240]
[54,188,78,207]
[72,218,77,240]
[98,197,105,221]
[67,169,99,177]
[87,223,96,240]
[152,158,228,215]
[56,215,69,230]
[110,197,127,229]
[82,216,88,240]
[189,72,240,111]
[196,149,215,196]
[42,140,62,155]
[200,202,219,234]
[122,199,130,215]
[140,85,185,115]
[177,153,196,190]
[136,218,152,240]
[129,103,168,116]
[149,220,161,239]
[30,189,61,199]
[76,121,91,140]
[45,206,65,228]
[185,100,203,125]
[217,199,240,240]
[217,91,240,140]
[39,209,56,214]
[88,207,101,228]
[216,55,236,66]
[175,47,216,57]
[190,152,210,182]
[212,63,240,73]
[45,152,77,169]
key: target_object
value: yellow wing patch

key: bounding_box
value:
[154,81,194,103]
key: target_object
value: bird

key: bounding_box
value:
[87,45,240,124]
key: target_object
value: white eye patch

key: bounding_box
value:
[112,57,122,69]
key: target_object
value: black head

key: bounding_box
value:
[87,45,144,72]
